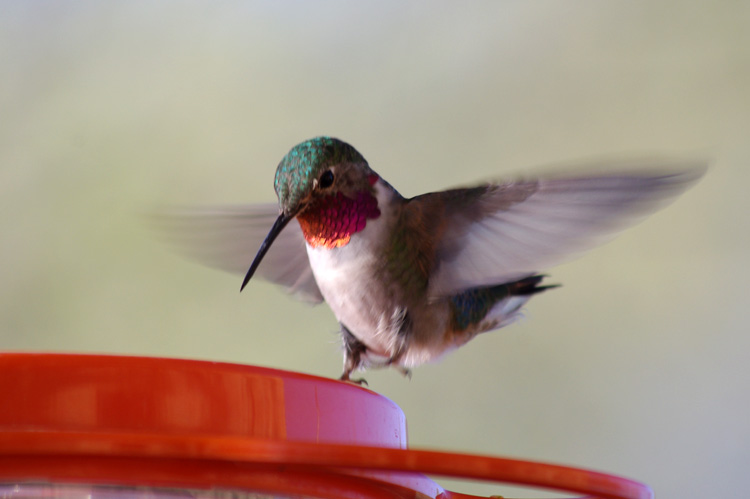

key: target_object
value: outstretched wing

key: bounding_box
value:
[151,204,324,303]
[426,161,706,297]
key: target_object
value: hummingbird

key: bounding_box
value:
[158,137,704,382]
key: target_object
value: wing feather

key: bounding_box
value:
[150,204,324,303]
[428,162,706,296]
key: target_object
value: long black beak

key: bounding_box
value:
[240,212,294,292]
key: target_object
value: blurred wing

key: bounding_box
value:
[150,204,324,304]
[427,162,706,296]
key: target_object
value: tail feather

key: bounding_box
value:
[511,275,560,296]
[449,275,558,333]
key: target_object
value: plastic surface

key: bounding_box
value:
[0,353,406,447]
[0,353,653,499]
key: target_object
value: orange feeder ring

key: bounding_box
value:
[0,354,652,499]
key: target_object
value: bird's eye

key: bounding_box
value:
[319,170,335,188]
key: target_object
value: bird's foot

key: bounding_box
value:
[385,352,411,380]
[396,366,412,380]
[339,372,368,386]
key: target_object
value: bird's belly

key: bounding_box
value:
[306,244,400,357]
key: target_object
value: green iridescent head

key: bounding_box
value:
[274,137,367,214]
[240,137,374,292]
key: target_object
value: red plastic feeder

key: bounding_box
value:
[0,354,652,499]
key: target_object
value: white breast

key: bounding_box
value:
[305,180,401,356]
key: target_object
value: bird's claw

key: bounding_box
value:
[339,373,368,386]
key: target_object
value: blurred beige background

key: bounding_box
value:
[1,2,748,498]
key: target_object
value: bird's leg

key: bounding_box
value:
[339,325,368,385]
[394,365,412,379]
[385,349,412,379]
